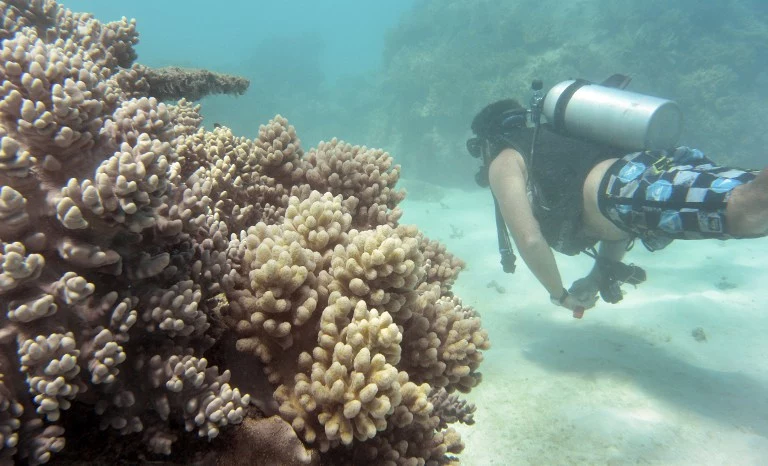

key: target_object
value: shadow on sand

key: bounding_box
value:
[516,316,768,437]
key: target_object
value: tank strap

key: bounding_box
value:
[552,79,590,135]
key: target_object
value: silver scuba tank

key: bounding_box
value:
[541,79,683,150]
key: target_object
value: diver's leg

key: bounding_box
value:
[586,238,631,280]
[726,167,768,237]
[597,238,632,261]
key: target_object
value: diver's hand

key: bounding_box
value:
[552,288,595,319]
[568,275,600,308]
[562,293,591,319]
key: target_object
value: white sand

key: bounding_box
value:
[399,184,768,466]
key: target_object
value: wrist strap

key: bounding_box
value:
[550,287,568,305]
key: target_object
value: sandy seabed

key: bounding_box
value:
[399,183,768,466]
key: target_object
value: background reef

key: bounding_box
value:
[199,0,768,189]
[373,0,768,186]
[0,1,488,464]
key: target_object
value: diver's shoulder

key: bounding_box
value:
[494,147,526,167]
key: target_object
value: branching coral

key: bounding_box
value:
[0,1,489,464]
[305,138,405,228]
[328,224,425,317]
[400,288,490,393]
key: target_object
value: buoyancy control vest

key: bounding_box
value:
[502,125,626,255]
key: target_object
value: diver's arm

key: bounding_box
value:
[589,239,630,278]
[488,149,564,298]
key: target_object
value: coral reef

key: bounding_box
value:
[0,0,488,464]
[137,65,250,102]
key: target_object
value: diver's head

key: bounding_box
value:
[468,99,528,186]
[471,99,527,138]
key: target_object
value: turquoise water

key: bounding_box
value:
[63,0,413,80]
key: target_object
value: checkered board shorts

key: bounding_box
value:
[597,147,758,250]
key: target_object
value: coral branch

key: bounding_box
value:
[137,65,250,102]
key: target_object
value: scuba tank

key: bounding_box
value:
[541,79,682,150]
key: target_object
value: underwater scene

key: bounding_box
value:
[0,0,767,464]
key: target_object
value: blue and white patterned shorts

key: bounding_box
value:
[598,147,758,250]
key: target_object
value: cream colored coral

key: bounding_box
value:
[341,298,403,365]
[56,238,121,269]
[0,186,30,235]
[434,297,489,393]
[107,97,174,145]
[226,223,321,363]
[55,197,88,230]
[0,28,119,166]
[56,131,174,235]
[167,98,202,142]
[18,332,81,422]
[0,1,58,42]
[402,292,490,393]
[0,134,32,178]
[25,425,66,465]
[352,424,463,465]
[283,191,352,254]
[108,297,138,338]
[329,225,425,315]
[158,355,250,440]
[7,294,56,323]
[386,379,433,430]
[175,125,287,233]
[53,271,94,305]
[0,242,43,294]
[276,295,430,452]
[0,371,23,462]
[142,280,209,337]
[86,329,126,385]
[253,115,305,185]
[420,236,466,294]
[304,138,405,227]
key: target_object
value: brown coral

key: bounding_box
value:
[136,65,250,102]
[0,1,489,464]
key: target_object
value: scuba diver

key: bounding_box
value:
[467,76,768,318]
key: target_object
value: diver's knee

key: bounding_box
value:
[725,209,768,237]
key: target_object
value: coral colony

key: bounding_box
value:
[0,1,489,464]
